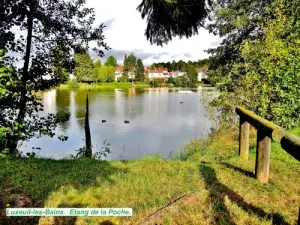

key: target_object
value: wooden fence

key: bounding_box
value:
[236,106,300,183]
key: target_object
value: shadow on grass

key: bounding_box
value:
[0,158,125,225]
[220,162,255,178]
[199,162,288,225]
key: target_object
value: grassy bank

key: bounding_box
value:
[57,81,212,90]
[0,127,299,224]
[58,82,150,90]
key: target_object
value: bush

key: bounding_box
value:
[167,76,175,85]
[68,79,79,89]
[150,80,163,87]
[0,127,8,152]
[144,77,150,84]
[175,78,182,87]
[118,76,127,82]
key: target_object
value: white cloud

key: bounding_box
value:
[87,0,221,65]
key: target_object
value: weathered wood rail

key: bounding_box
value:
[236,106,300,183]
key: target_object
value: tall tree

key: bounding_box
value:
[186,65,198,87]
[74,46,94,82]
[51,44,72,83]
[127,53,137,74]
[104,56,117,67]
[208,0,300,128]
[123,54,129,80]
[135,58,145,81]
[94,59,102,68]
[0,0,109,153]
[98,66,115,82]
[92,59,102,83]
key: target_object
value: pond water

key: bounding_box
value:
[21,87,216,160]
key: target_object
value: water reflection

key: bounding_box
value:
[21,87,215,159]
[56,89,71,132]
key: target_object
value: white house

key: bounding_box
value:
[115,66,123,81]
[196,67,208,81]
[147,68,169,81]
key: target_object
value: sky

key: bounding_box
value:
[86,0,222,66]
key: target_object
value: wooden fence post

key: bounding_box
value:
[255,129,271,183]
[239,117,250,160]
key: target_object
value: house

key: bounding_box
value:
[147,67,169,81]
[196,67,208,81]
[115,66,123,81]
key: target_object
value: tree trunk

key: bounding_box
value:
[84,94,92,158]
[8,14,34,154]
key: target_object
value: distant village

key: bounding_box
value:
[114,66,208,82]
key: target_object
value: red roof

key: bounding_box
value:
[148,67,168,73]
[116,66,123,72]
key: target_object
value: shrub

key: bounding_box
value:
[68,79,79,89]
[118,76,127,82]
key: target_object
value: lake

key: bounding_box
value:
[21,87,216,160]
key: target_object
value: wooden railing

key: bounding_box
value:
[236,106,300,183]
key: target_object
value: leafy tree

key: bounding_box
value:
[137,0,211,45]
[135,58,145,81]
[123,54,129,80]
[51,45,72,83]
[167,76,175,85]
[104,56,117,67]
[175,77,182,87]
[92,59,102,83]
[98,66,115,82]
[127,53,137,79]
[0,0,109,154]
[140,0,299,128]
[94,59,102,68]
[74,46,95,82]
[208,0,300,128]
[186,65,198,87]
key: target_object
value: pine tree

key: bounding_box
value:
[105,56,117,67]
[123,54,129,80]
[135,59,145,81]
[127,53,137,80]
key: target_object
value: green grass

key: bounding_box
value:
[0,127,299,224]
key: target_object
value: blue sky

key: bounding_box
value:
[87,0,221,66]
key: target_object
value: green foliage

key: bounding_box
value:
[137,0,211,45]
[167,76,175,84]
[186,65,198,88]
[118,75,127,82]
[93,59,102,68]
[123,54,129,79]
[74,46,95,83]
[68,79,79,89]
[0,0,109,154]
[98,66,115,82]
[104,56,117,67]
[144,77,150,84]
[51,45,72,83]
[135,58,145,81]
[206,0,300,128]
[150,58,210,72]
[123,53,137,80]
[150,79,161,87]
[175,77,182,87]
